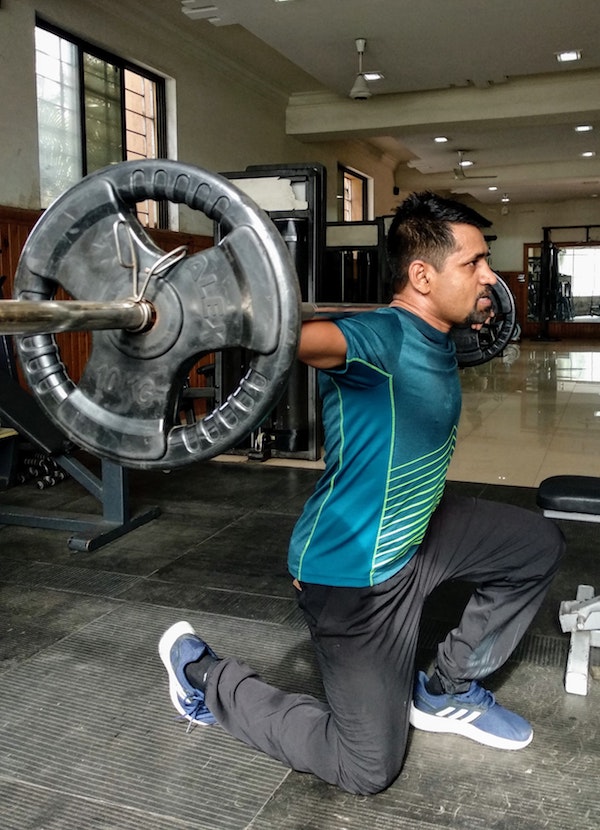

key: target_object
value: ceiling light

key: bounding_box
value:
[575,125,593,132]
[488,186,498,191]
[181,2,220,19]
[582,151,597,158]
[434,136,448,143]
[501,194,510,202]
[458,158,474,168]
[363,71,384,81]
[556,50,581,62]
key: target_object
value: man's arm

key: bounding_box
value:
[297,320,347,369]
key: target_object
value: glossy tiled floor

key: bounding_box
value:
[450,337,600,487]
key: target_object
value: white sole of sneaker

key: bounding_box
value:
[158,621,201,722]
[409,703,533,750]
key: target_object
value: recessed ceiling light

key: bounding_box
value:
[363,72,384,81]
[488,186,498,191]
[434,136,448,143]
[458,159,474,168]
[582,151,596,158]
[575,125,593,132]
[556,50,581,62]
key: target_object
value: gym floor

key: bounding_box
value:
[1,338,599,830]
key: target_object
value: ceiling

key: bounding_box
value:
[178,0,600,206]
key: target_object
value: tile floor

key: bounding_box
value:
[450,338,600,487]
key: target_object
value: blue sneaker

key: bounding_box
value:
[409,671,533,750]
[158,621,218,726]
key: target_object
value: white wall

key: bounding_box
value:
[0,1,41,208]
[459,198,600,273]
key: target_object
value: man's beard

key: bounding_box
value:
[464,291,493,326]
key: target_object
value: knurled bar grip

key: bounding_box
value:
[0,300,152,335]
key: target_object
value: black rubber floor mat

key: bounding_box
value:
[0,604,307,830]
[1,587,598,830]
[249,662,600,830]
[0,778,199,830]
[4,561,143,597]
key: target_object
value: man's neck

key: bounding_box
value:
[389,294,451,333]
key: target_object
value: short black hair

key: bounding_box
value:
[386,191,492,292]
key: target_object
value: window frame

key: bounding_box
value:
[35,16,168,225]
[337,164,369,222]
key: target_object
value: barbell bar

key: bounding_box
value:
[0,299,371,334]
[0,299,380,334]
[4,159,516,470]
[0,292,515,355]
[0,299,153,335]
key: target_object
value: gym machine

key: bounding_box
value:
[534,224,600,337]
[218,163,326,461]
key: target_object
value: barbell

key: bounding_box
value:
[1,160,516,470]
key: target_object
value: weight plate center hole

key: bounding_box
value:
[109,281,184,360]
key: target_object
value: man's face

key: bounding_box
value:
[427,223,497,327]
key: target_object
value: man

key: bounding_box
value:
[159,192,565,795]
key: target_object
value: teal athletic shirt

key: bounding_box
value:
[288,306,462,588]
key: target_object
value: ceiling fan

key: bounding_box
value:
[453,150,498,180]
[349,38,372,100]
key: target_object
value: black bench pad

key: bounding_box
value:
[537,475,600,515]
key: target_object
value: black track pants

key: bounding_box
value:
[204,494,565,794]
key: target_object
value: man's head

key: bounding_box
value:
[386,192,496,330]
[387,191,492,293]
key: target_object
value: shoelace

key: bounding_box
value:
[456,682,496,709]
[177,691,212,732]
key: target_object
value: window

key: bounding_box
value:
[558,247,600,298]
[338,166,368,222]
[35,20,167,227]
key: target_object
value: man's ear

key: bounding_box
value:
[407,260,433,295]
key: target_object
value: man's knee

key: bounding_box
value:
[340,769,397,796]
[520,511,566,577]
[338,754,402,795]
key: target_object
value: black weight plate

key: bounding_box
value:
[450,273,517,368]
[14,160,301,469]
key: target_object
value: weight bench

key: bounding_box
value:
[537,475,600,695]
